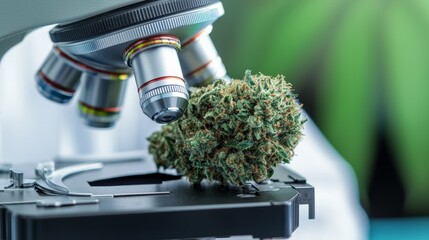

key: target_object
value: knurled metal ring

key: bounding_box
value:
[124,35,181,66]
[50,0,220,43]
[140,85,188,104]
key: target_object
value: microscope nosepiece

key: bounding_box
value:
[40,0,225,127]
[36,47,82,103]
[124,35,188,124]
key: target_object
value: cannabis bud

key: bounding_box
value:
[148,70,306,185]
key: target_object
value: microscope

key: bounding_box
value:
[0,1,314,239]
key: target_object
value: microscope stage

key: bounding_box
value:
[0,160,314,240]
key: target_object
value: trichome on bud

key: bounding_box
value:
[148,70,306,185]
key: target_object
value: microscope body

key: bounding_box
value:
[0,2,322,239]
[0,2,375,240]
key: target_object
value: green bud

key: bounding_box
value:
[148,71,306,185]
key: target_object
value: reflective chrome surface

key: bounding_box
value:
[79,71,129,128]
[36,47,82,103]
[180,25,228,87]
[125,35,188,123]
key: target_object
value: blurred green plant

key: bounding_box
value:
[211,0,429,215]
[148,71,306,184]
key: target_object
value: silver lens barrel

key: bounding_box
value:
[78,71,130,128]
[124,35,188,124]
[179,25,228,87]
[36,47,82,103]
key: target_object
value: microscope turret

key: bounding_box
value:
[34,0,228,127]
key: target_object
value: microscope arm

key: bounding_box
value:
[0,0,142,61]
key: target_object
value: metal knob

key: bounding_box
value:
[9,169,23,188]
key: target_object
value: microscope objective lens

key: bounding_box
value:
[179,25,228,87]
[36,47,82,104]
[124,35,189,124]
[78,70,130,128]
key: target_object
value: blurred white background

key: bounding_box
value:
[0,26,160,163]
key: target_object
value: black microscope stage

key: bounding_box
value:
[0,159,314,240]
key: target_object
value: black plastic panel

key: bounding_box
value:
[0,160,314,240]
